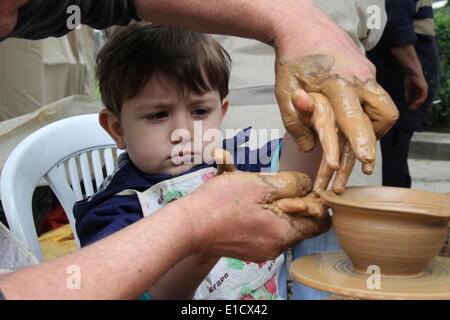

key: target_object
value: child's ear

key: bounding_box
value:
[221,98,229,118]
[98,109,126,149]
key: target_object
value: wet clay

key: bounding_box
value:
[321,186,450,276]
[290,251,450,300]
[288,187,450,299]
[211,148,330,237]
[275,54,399,164]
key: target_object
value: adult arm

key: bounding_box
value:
[390,44,428,110]
[0,0,138,41]
[0,198,195,299]
[379,0,428,110]
[0,168,327,299]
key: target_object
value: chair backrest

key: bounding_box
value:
[0,114,121,261]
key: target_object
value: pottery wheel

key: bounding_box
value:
[290,251,450,300]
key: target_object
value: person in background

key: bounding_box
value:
[367,0,441,188]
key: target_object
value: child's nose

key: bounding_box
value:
[172,114,193,131]
[170,115,194,143]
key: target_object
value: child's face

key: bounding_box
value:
[100,72,228,175]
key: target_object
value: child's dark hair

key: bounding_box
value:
[96,23,232,115]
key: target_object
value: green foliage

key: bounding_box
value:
[423,7,450,132]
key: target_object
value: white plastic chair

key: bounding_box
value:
[0,114,122,261]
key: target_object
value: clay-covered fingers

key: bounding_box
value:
[306,93,340,170]
[313,156,335,196]
[323,79,376,164]
[332,139,356,194]
[211,148,237,174]
[270,195,330,238]
[360,112,376,175]
[293,194,328,220]
[261,171,312,202]
[275,66,316,152]
[313,129,346,195]
[212,148,314,202]
[289,213,332,239]
[269,195,327,219]
[271,198,308,215]
[314,114,374,195]
[361,80,399,139]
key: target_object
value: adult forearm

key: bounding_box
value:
[390,44,423,75]
[133,0,316,48]
[0,200,193,300]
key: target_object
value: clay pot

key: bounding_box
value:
[321,187,450,277]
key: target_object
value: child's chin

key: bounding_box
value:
[167,163,196,176]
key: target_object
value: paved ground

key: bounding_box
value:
[409,132,450,194]
[409,158,450,194]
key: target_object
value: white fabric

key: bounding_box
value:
[0,26,96,121]
[0,221,39,272]
[0,95,102,174]
[118,166,284,300]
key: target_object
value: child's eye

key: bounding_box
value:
[192,108,210,116]
[145,112,168,120]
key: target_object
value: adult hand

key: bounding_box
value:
[286,90,373,194]
[389,44,428,111]
[273,2,398,190]
[404,71,428,110]
[184,149,331,263]
[0,0,28,37]
[294,92,375,194]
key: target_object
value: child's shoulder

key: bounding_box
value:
[73,153,152,217]
[223,127,282,173]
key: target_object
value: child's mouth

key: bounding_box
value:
[169,152,200,165]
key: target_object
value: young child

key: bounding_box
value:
[74,22,323,300]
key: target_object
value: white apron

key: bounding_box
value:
[118,166,283,300]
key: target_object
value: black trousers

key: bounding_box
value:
[380,127,414,188]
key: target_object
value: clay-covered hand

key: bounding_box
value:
[213,148,331,240]
[313,130,360,195]
[296,92,376,195]
[185,150,332,262]
[274,21,399,171]
[288,91,373,195]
